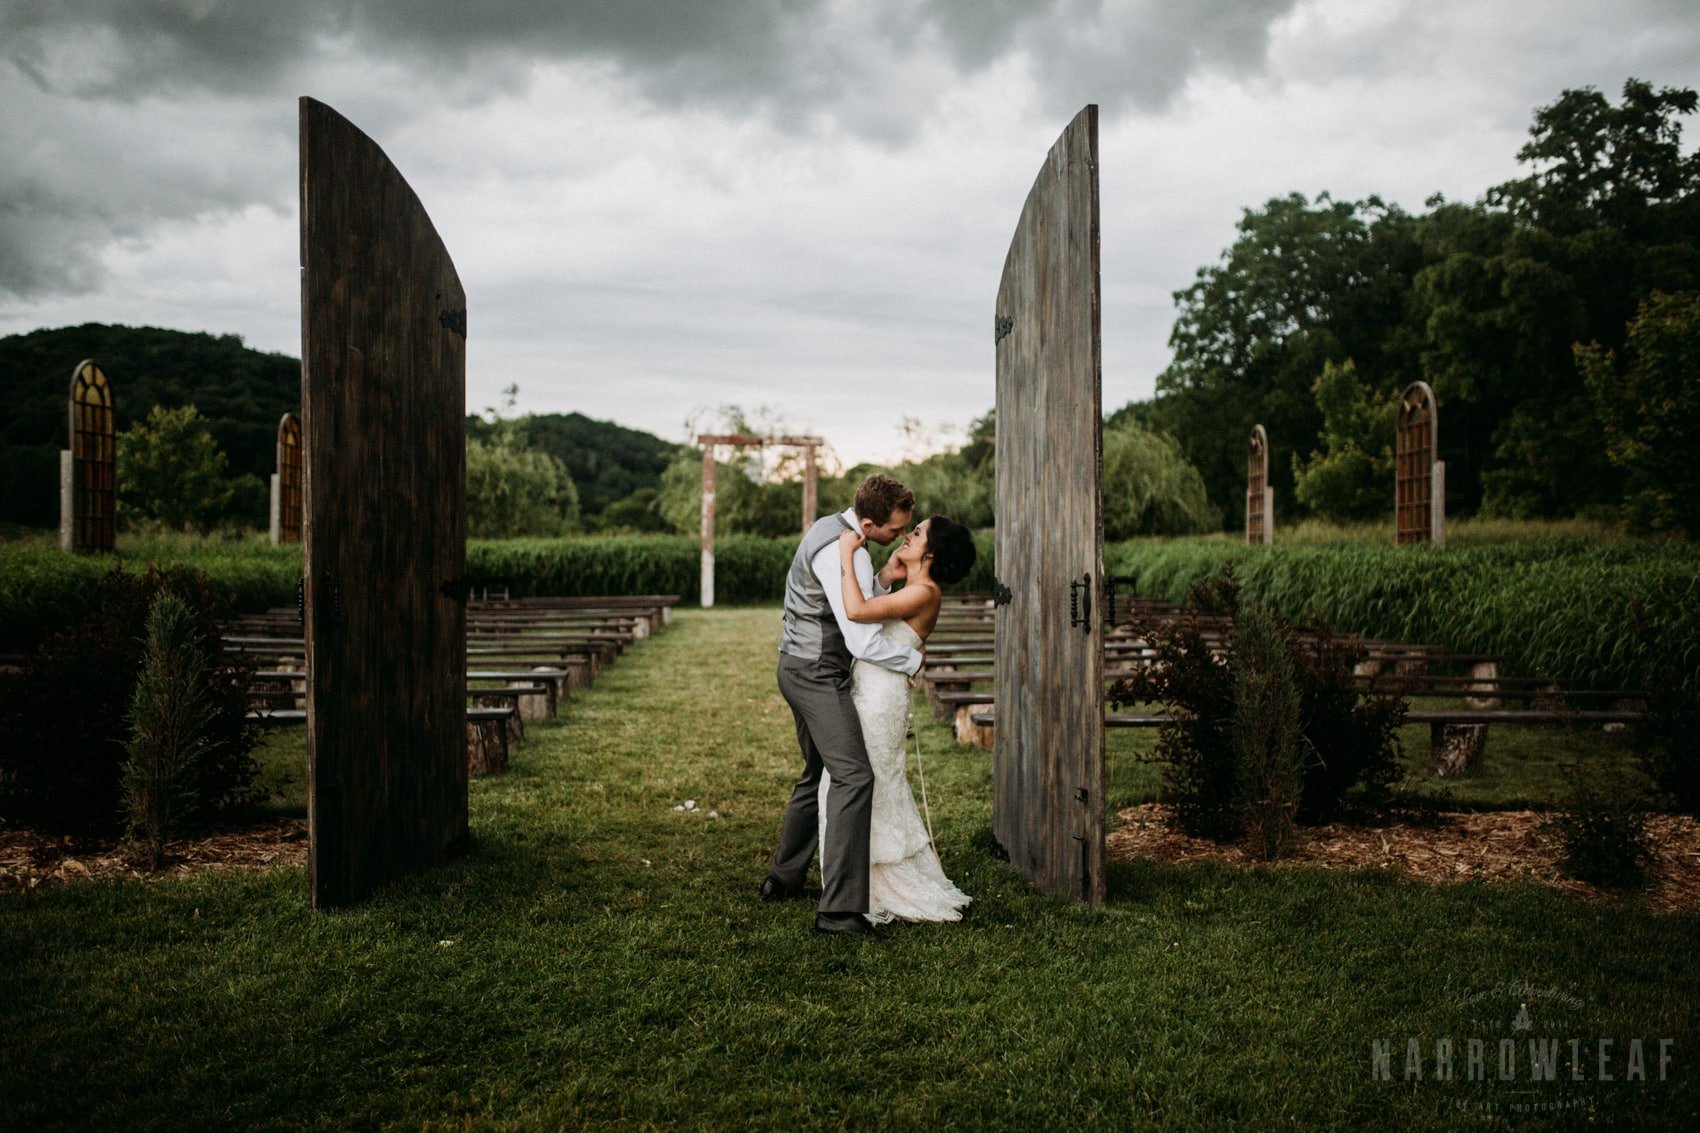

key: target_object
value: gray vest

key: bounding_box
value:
[778,512,859,665]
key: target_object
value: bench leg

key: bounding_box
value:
[1463,661,1500,709]
[1430,723,1487,778]
[467,718,510,776]
[954,707,993,750]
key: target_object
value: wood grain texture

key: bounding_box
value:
[300,97,468,909]
[992,105,1106,906]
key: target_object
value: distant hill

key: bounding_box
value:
[0,323,301,527]
[476,412,686,518]
[0,323,681,530]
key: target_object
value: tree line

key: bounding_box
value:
[1121,78,1700,536]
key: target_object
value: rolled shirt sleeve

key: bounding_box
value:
[810,538,923,676]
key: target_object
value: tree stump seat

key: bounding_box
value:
[465,706,513,776]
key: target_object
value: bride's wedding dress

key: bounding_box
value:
[820,619,971,924]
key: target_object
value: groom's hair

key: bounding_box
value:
[853,474,915,525]
[924,515,976,585]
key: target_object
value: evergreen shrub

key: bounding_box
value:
[0,566,258,835]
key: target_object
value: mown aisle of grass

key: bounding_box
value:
[2,607,1697,1130]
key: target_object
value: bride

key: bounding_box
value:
[819,515,977,925]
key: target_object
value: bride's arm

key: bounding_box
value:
[839,531,929,624]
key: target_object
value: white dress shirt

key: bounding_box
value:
[810,508,923,676]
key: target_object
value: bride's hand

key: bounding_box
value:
[839,529,867,554]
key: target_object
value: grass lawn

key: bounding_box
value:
[3,607,1695,1129]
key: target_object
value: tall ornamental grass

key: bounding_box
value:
[1106,534,1700,698]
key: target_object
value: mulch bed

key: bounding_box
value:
[0,818,307,891]
[8,809,1698,913]
[1107,804,1700,914]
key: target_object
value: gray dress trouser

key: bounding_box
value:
[771,652,874,914]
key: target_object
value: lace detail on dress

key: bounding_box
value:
[819,619,971,924]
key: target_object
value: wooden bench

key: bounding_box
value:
[959,700,1649,776]
[960,706,1172,751]
[247,705,520,776]
[468,670,570,719]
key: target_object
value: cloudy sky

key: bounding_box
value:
[2,0,1696,468]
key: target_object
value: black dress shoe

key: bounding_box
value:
[759,875,797,902]
[813,912,881,938]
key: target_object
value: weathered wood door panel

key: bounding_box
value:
[300,97,468,908]
[993,105,1105,906]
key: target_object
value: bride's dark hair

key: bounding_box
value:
[923,515,976,586]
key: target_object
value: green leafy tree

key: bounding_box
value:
[466,385,580,538]
[117,404,235,531]
[1158,192,1424,526]
[591,487,672,533]
[1100,419,1219,538]
[892,448,994,529]
[1578,290,1700,536]
[1291,360,1396,522]
[883,413,996,529]
[1419,79,1700,517]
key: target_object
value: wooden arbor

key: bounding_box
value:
[1396,381,1445,545]
[60,359,115,553]
[696,433,821,608]
[300,97,469,908]
[270,412,303,545]
[1246,424,1273,545]
[992,105,1106,906]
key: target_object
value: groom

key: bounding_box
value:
[762,473,923,937]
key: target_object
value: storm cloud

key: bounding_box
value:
[1,0,1695,464]
[1,0,1305,300]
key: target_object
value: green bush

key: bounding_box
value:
[1231,601,1304,860]
[466,535,790,603]
[0,565,259,835]
[1109,576,1242,841]
[0,538,302,651]
[1291,621,1406,824]
[1111,573,1406,841]
[1628,584,1700,816]
[1541,754,1656,889]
